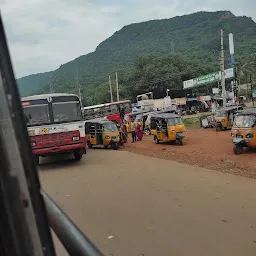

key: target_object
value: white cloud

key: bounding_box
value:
[0,0,255,78]
[1,0,121,77]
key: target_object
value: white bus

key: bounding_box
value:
[21,93,86,164]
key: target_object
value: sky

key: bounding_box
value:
[1,0,256,78]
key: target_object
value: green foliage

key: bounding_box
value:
[118,54,213,100]
[17,11,256,104]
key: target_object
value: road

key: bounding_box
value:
[39,150,256,256]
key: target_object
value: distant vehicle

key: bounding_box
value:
[83,100,131,124]
[21,93,87,164]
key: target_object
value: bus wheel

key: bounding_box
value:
[34,155,39,165]
[74,152,83,161]
[233,144,243,155]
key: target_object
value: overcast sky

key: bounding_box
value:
[1,0,256,78]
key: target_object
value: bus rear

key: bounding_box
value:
[21,93,86,164]
[83,100,132,124]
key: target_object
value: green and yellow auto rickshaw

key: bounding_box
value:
[215,105,243,131]
[152,113,185,145]
[231,108,256,155]
[85,119,121,150]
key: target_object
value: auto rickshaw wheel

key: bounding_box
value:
[154,136,159,144]
[111,143,118,150]
[144,129,151,136]
[74,152,83,161]
[233,144,244,155]
[87,141,92,148]
[177,138,183,146]
[216,126,221,132]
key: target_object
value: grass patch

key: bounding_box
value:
[182,116,200,127]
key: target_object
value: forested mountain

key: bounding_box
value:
[17,11,256,104]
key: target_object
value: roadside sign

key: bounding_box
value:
[183,68,234,89]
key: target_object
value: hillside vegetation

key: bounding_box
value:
[17,11,256,104]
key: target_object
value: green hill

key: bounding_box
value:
[17,10,256,103]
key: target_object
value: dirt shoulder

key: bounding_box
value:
[124,128,256,179]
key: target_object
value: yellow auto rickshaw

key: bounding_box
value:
[215,105,243,131]
[85,119,120,150]
[231,108,256,155]
[145,110,179,136]
[152,113,185,145]
[124,111,149,132]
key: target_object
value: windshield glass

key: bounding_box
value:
[135,114,143,122]
[168,117,183,126]
[52,102,82,123]
[233,115,256,128]
[103,123,118,132]
[23,104,50,126]
[215,110,226,117]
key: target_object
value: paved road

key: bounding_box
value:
[39,150,256,256]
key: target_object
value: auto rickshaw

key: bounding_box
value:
[231,108,256,155]
[152,113,185,145]
[215,105,243,131]
[85,119,120,150]
[124,110,149,132]
[145,110,179,136]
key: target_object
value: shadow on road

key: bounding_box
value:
[38,154,85,171]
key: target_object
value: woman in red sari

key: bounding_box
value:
[136,123,143,141]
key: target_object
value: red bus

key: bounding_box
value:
[83,100,131,124]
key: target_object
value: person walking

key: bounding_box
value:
[130,120,137,143]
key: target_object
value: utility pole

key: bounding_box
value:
[220,27,226,107]
[108,75,113,102]
[75,61,82,107]
[115,72,120,101]
[49,75,54,93]
[250,74,254,106]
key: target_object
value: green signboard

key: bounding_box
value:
[183,68,234,89]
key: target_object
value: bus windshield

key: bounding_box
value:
[23,104,51,126]
[103,123,118,132]
[233,115,256,128]
[52,101,82,123]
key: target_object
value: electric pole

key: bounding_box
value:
[220,27,226,107]
[116,72,120,101]
[108,75,113,102]
[75,61,82,106]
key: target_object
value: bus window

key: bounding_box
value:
[110,104,119,114]
[102,106,109,115]
[123,102,131,112]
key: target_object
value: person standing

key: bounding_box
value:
[130,120,137,143]
[136,123,143,141]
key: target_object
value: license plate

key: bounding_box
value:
[41,127,49,134]
[28,130,35,136]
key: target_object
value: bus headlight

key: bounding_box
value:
[72,136,80,141]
